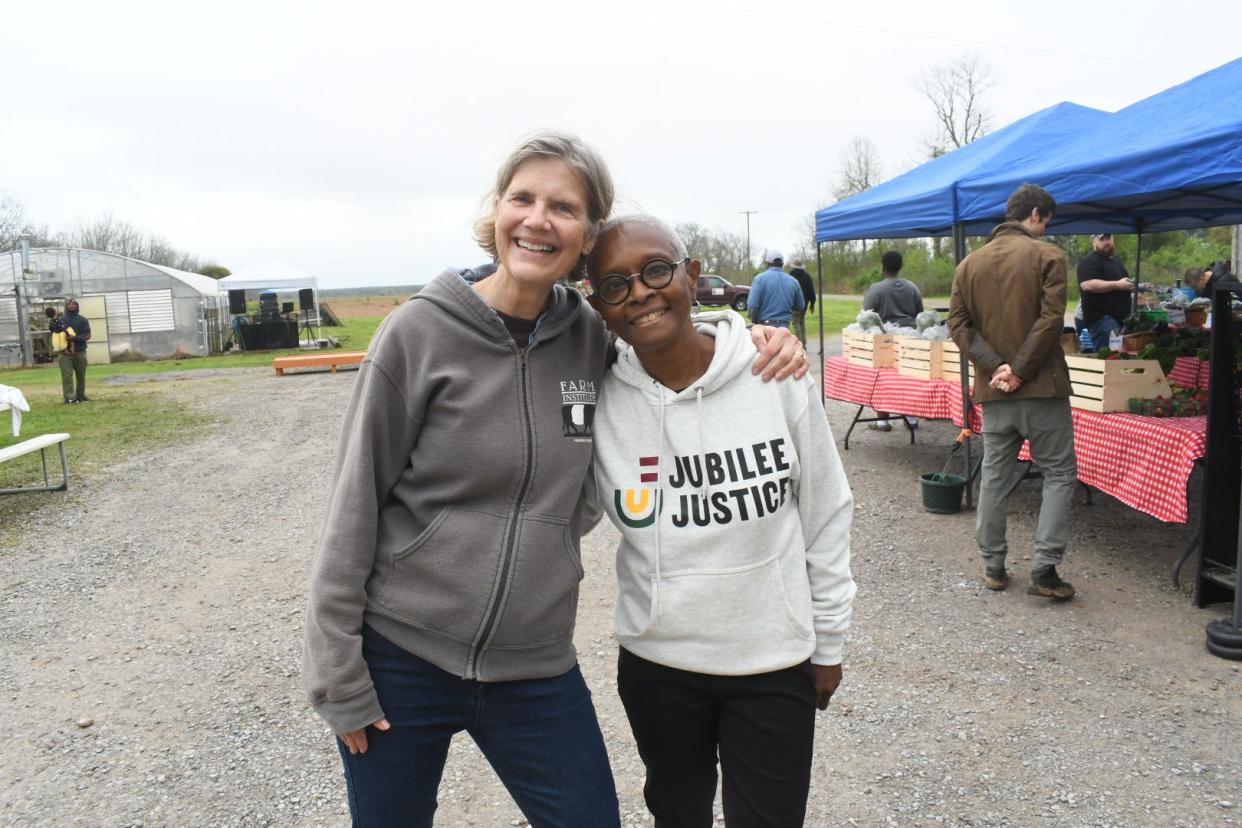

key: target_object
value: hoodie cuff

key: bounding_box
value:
[811,633,845,666]
[312,685,385,736]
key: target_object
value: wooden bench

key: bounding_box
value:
[0,432,71,495]
[273,351,366,376]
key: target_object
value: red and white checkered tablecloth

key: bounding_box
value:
[824,357,980,427]
[1168,356,1210,390]
[823,356,882,405]
[1018,410,1205,523]
[824,357,1206,524]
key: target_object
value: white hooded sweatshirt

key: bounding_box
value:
[591,310,855,674]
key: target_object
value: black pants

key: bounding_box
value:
[617,648,816,828]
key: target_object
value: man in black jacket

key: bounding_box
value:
[788,258,815,345]
[56,299,92,403]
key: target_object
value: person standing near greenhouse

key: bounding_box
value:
[301,131,808,827]
[52,299,92,404]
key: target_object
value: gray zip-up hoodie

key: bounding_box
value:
[303,271,608,735]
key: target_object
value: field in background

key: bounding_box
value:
[3,293,934,497]
[325,296,409,318]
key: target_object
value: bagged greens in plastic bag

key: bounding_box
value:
[915,310,941,331]
[856,310,883,329]
[884,324,919,337]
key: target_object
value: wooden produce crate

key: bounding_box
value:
[843,330,899,368]
[1065,354,1172,412]
[897,338,944,379]
[940,339,966,382]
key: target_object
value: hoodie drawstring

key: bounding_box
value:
[696,387,710,508]
[654,379,665,584]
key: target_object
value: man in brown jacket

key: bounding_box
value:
[948,183,1077,600]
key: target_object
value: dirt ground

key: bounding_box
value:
[322,297,409,319]
[1,362,1239,827]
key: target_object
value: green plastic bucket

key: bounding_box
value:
[920,473,966,514]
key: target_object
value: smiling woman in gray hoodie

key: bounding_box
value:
[586,216,855,828]
[302,133,808,827]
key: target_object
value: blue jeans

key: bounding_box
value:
[1088,314,1122,352]
[337,625,620,827]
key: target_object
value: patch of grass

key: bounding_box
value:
[0,316,386,392]
[0,384,214,535]
[0,315,387,534]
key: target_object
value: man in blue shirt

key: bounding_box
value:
[747,250,804,328]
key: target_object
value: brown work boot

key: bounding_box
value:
[1028,566,1075,600]
[983,567,1009,591]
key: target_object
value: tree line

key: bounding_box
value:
[0,192,229,279]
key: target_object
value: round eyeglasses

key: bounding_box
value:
[593,257,689,305]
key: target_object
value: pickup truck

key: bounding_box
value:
[696,274,749,312]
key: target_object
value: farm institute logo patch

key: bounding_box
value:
[560,379,596,439]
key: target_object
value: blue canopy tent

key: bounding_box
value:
[956,57,1242,235]
[813,102,1108,501]
[814,101,1108,241]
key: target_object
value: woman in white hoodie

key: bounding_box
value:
[585,216,855,828]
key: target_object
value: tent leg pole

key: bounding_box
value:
[816,241,825,400]
[1133,225,1144,317]
[953,223,974,508]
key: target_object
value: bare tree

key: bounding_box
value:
[72,214,145,258]
[914,52,995,158]
[675,222,752,279]
[0,192,56,251]
[831,138,884,253]
[68,213,204,271]
[833,136,883,202]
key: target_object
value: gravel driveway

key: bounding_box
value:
[1,365,1239,826]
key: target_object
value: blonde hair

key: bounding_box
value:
[473,131,614,268]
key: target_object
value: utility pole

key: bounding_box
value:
[739,210,758,268]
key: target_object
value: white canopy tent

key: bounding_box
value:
[217,263,318,293]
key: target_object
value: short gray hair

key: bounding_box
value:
[594,214,688,260]
[473,130,614,262]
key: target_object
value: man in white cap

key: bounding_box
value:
[747,249,805,331]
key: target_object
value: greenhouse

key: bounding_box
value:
[0,247,229,367]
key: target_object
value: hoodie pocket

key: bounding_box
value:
[488,514,582,649]
[372,507,505,644]
[653,554,814,646]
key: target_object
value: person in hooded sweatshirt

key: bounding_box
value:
[302,133,808,828]
[585,215,856,828]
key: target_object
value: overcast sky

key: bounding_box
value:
[2,0,1238,288]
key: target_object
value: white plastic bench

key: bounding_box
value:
[0,432,71,495]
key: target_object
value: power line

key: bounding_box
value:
[668,0,1202,71]
[739,210,758,266]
